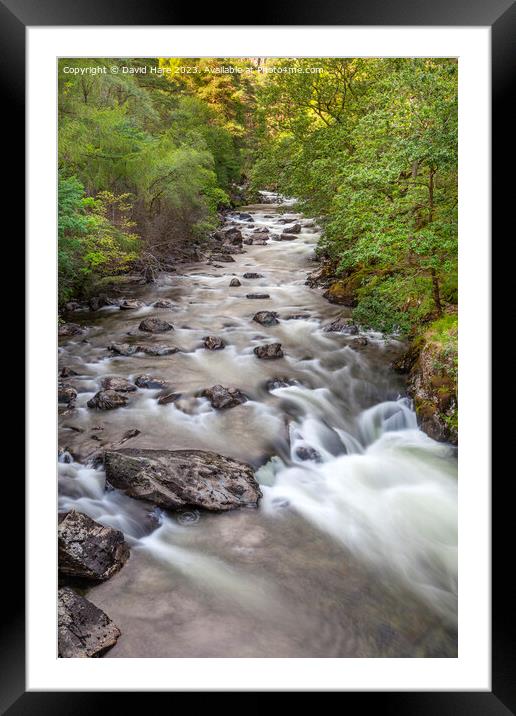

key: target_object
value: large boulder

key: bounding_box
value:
[139,318,174,333]
[58,587,121,658]
[104,448,261,511]
[100,376,137,392]
[254,343,284,359]
[323,317,358,334]
[224,227,243,245]
[202,384,247,409]
[58,510,129,581]
[87,390,129,410]
[253,311,279,326]
[203,336,226,350]
[58,323,84,337]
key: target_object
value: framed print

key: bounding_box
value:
[5,0,512,709]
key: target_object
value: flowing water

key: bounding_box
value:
[58,193,458,657]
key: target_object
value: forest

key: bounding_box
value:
[58,56,458,437]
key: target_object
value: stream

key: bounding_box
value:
[58,193,458,658]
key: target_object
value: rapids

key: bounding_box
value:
[58,193,458,657]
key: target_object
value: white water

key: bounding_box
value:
[58,193,457,657]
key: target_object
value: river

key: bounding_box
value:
[58,193,458,657]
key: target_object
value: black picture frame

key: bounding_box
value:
[7,0,512,710]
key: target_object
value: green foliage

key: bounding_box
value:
[251,58,458,334]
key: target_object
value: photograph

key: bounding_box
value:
[56,56,459,659]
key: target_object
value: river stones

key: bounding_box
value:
[275,233,297,241]
[253,311,279,326]
[87,390,129,410]
[100,376,137,392]
[58,510,130,581]
[252,238,269,246]
[203,335,226,350]
[60,366,78,378]
[254,343,284,359]
[295,446,322,462]
[119,299,145,310]
[211,253,235,263]
[58,587,121,658]
[286,223,302,234]
[224,227,243,245]
[157,391,182,405]
[89,295,121,311]
[108,343,139,356]
[266,377,298,390]
[246,293,270,299]
[58,383,77,405]
[243,272,263,279]
[243,238,254,245]
[58,322,84,337]
[202,384,247,409]
[229,277,241,287]
[104,448,262,511]
[135,374,167,389]
[139,317,174,333]
[238,213,253,221]
[253,227,269,234]
[153,299,174,308]
[137,344,178,356]
[351,337,369,348]
[323,317,359,334]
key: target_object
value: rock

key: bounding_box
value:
[65,301,83,312]
[224,227,243,245]
[221,244,243,254]
[58,510,129,581]
[252,238,268,246]
[323,317,359,334]
[254,343,284,359]
[58,383,77,404]
[153,299,174,308]
[246,293,270,299]
[157,392,182,405]
[295,446,322,462]
[60,366,78,378]
[202,384,248,409]
[136,344,179,356]
[139,318,174,333]
[266,377,297,390]
[229,278,241,287]
[323,279,359,307]
[351,337,369,348]
[89,295,120,311]
[211,253,235,263]
[203,336,226,350]
[119,299,145,310]
[100,376,137,392]
[253,227,269,234]
[104,448,261,511]
[305,261,338,289]
[243,272,263,279]
[58,587,121,658]
[253,311,279,326]
[58,323,84,337]
[274,233,297,241]
[243,238,254,245]
[135,374,167,389]
[87,390,129,410]
[108,343,138,356]
[286,223,302,233]
[238,213,253,221]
